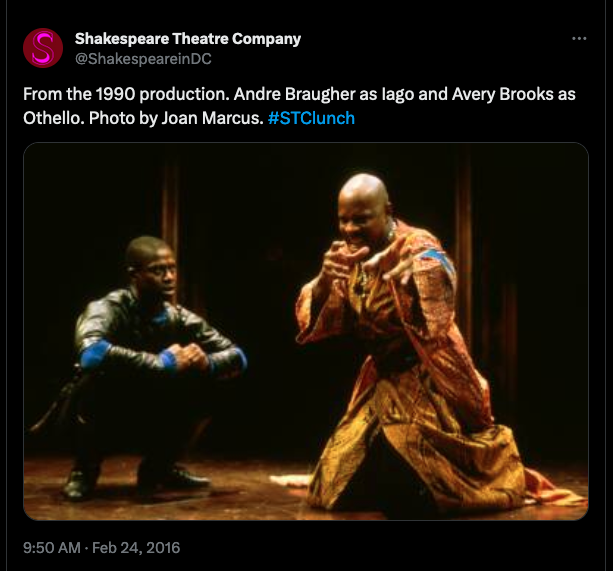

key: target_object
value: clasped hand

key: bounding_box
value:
[166,343,209,372]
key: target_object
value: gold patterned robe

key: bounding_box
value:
[296,221,527,514]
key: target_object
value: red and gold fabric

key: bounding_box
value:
[296,220,586,513]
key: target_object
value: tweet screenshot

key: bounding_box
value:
[11,9,602,563]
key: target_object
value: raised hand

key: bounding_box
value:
[382,255,415,286]
[318,241,370,288]
[311,241,370,310]
[362,242,415,286]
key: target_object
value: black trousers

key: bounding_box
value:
[71,369,217,471]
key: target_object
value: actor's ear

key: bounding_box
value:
[386,202,393,216]
[127,267,137,278]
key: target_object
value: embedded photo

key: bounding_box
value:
[24,142,588,520]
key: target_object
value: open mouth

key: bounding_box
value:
[346,239,366,251]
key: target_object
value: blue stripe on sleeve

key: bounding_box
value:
[80,340,111,370]
[208,347,247,380]
[159,349,177,372]
[235,347,248,372]
[418,248,455,277]
[151,309,169,325]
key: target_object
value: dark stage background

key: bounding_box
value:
[24,143,588,464]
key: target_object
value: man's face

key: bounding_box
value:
[132,247,177,302]
[338,193,390,254]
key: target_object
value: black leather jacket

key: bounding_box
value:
[75,288,246,380]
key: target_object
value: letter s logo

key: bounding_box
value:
[32,31,54,64]
[23,29,63,68]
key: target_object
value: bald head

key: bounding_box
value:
[338,173,389,208]
[337,173,394,254]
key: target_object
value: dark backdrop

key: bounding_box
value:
[24,143,588,464]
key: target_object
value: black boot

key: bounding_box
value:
[62,465,100,502]
[137,463,210,496]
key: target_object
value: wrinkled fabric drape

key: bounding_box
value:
[294,220,586,513]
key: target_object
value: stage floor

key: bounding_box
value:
[24,455,588,521]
